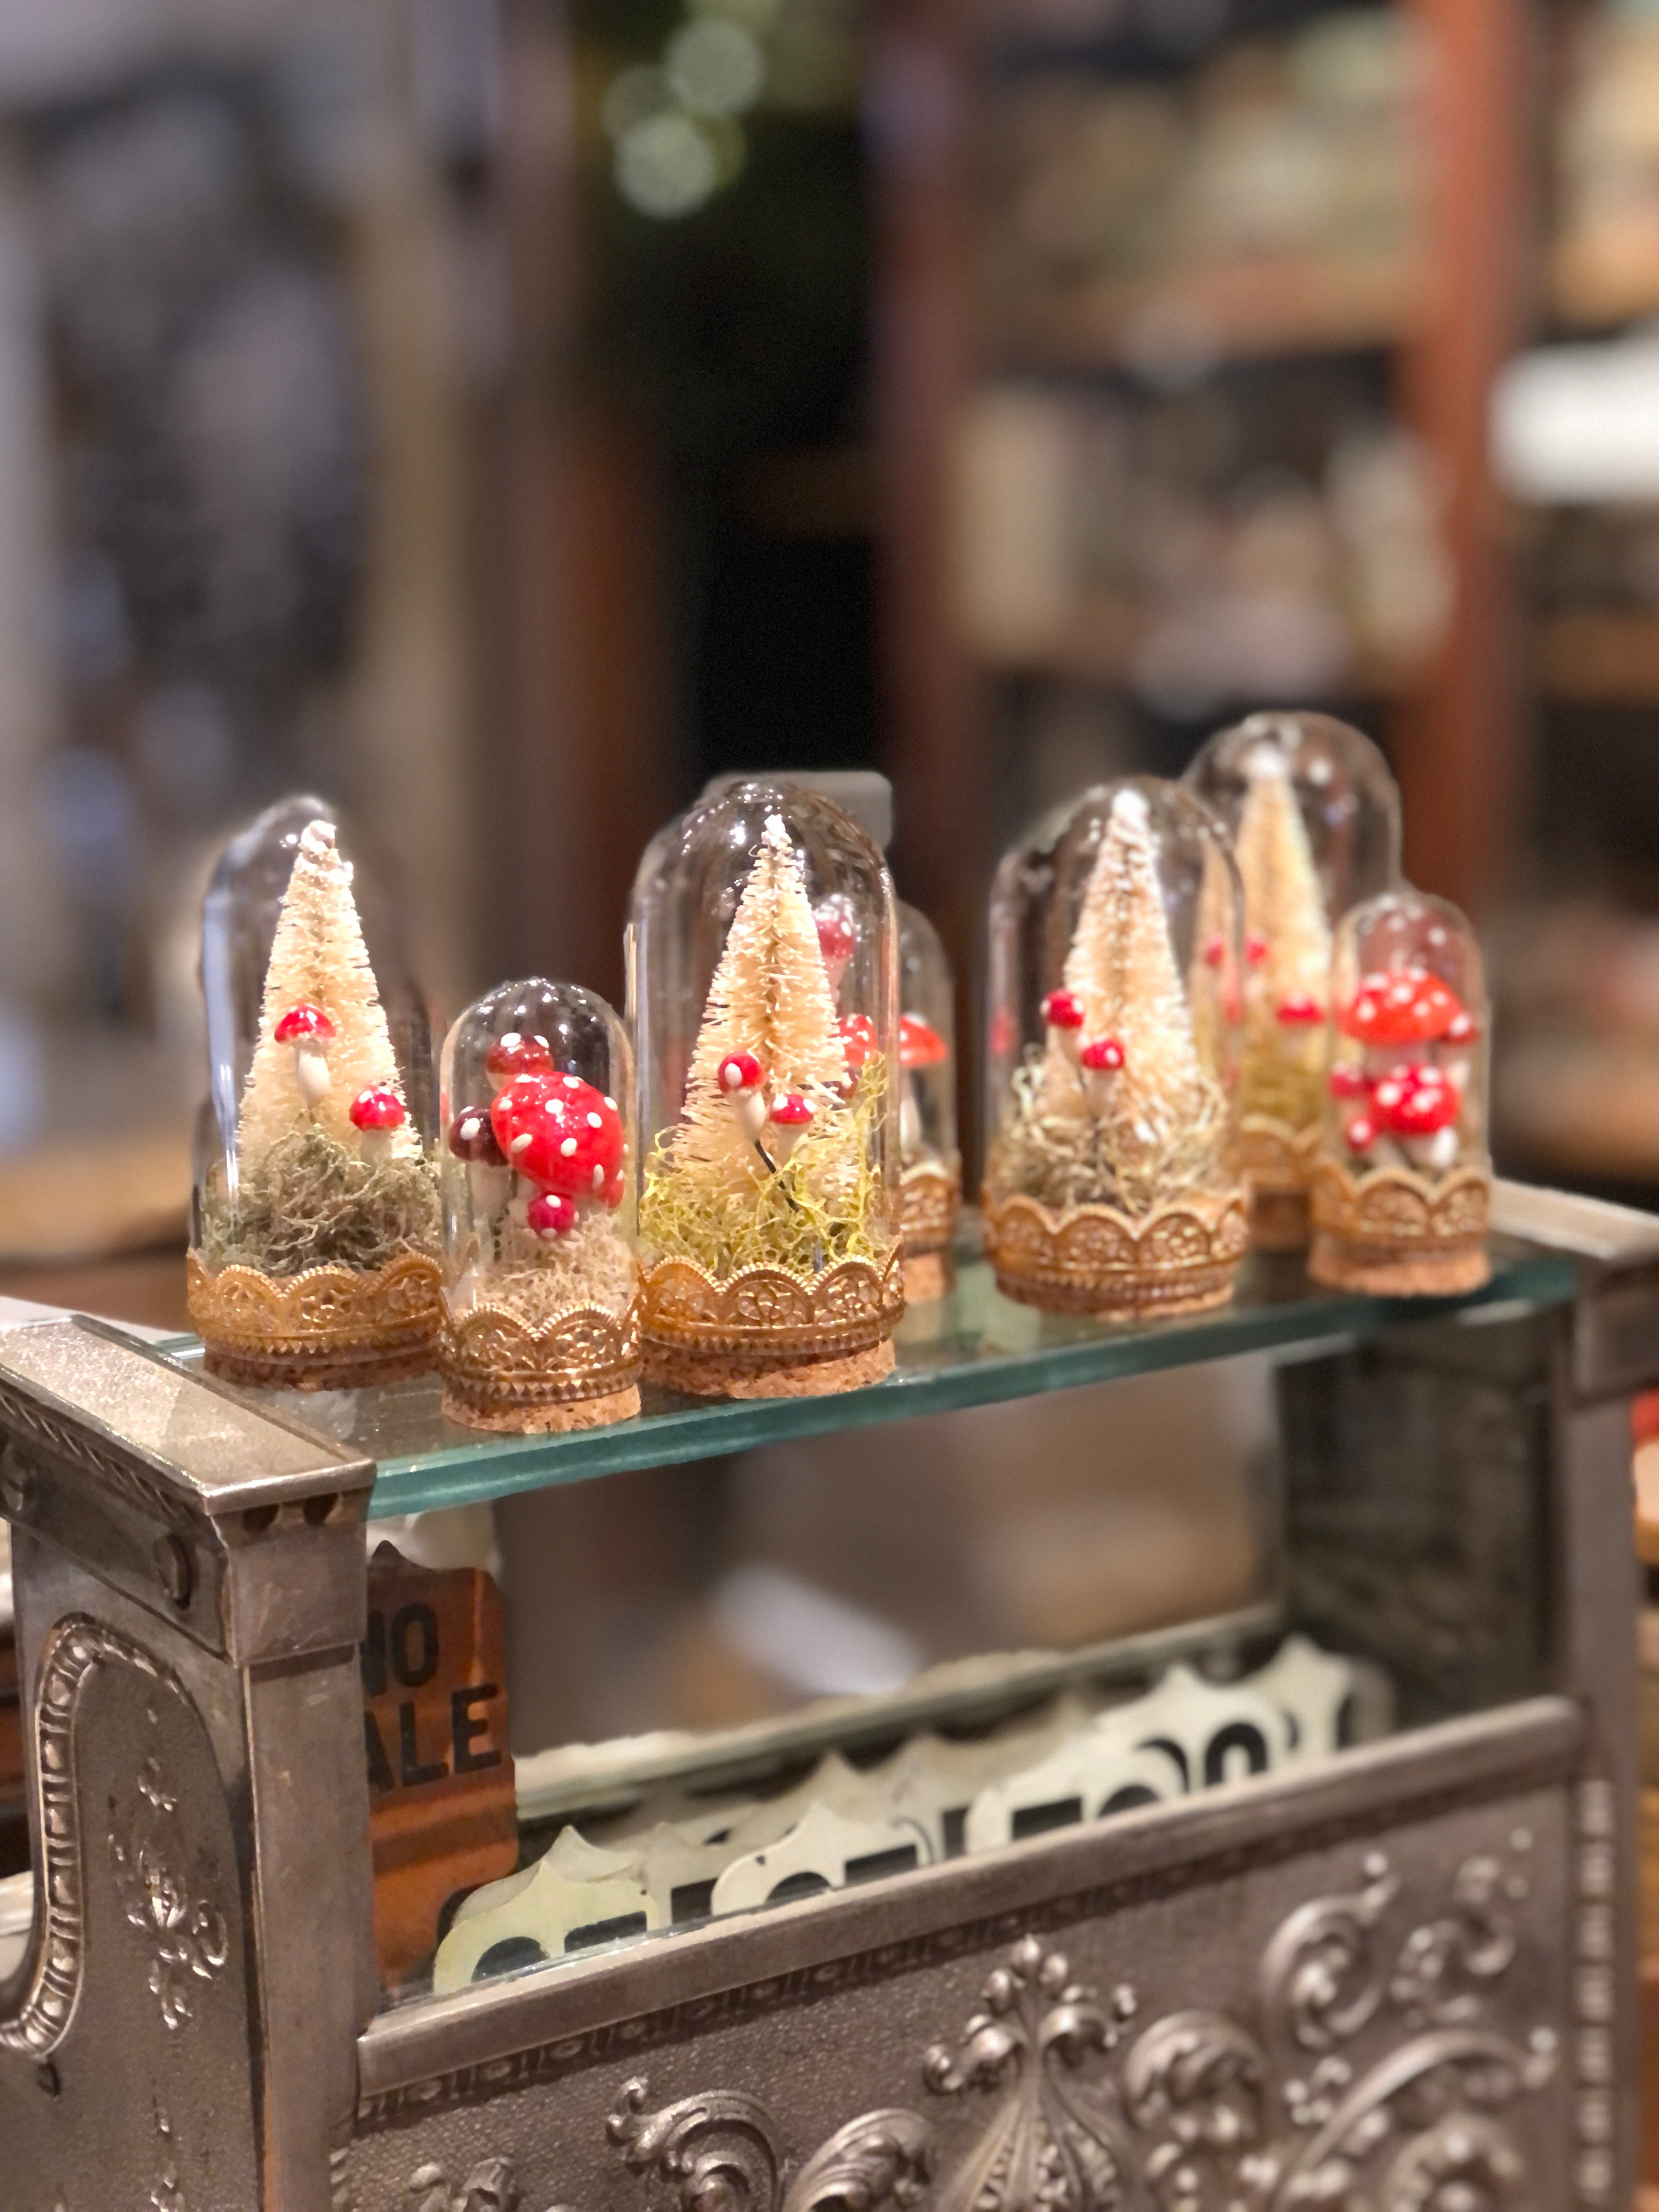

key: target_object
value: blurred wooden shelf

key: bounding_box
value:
[1538,611,1659,705]
[969,608,1427,702]
[989,254,1429,373]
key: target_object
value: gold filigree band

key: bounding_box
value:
[981,1185,1249,1317]
[188,1249,443,1388]
[640,1247,905,1363]
[900,1159,961,1258]
[1307,1160,1492,1294]
[440,1297,642,1422]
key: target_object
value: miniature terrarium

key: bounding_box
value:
[630,782,903,1398]
[1185,712,1400,1251]
[983,778,1248,1316]
[1308,884,1491,1295]
[439,979,639,1431]
[190,803,442,1387]
[893,901,958,1300]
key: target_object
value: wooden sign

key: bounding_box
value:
[363,1544,519,1992]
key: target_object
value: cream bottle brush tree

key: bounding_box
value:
[642,812,882,1271]
[1232,748,1331,1127]
[237,819,418,1170]
[1012,788,1227,1215]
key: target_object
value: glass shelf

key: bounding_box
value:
[156,1239,1580,1519]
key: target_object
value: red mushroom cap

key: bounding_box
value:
[275,1003,335,1045]
[898,1015,949,1069]
[1203,933,1228,969]
[1041,989,1085,1031]
[1444,1009,1479,1046]
[1245,933,1269,967]
[527,1190,578,1240]
[1080,1035,1126,1073]
[718,1051,764,1094]
[838,1013,879,1071]
[770,1092,815,1127]
[448,1106,507,1166]
[815,905,857,966]
[350,1087,406,1132]
[487,1031,554,1080]
[1277,992,1324,1026]
[490,1073,626,1203]
[1329,1063,1370,1101]
[1374,1062,1459,1138]
[1344,1114,1379,1154]
[1339,967,1465,1047]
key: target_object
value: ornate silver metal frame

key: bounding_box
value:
[0,1181,1652,2212]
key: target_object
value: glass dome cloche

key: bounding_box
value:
[628,781,904,1398]
[438,979,639,1431]
[983,777,1248,1316]
[189,799,442,1387]
[1184,710,1401,1252]
[893,900,958,1301]
[1308,883,1491,1295]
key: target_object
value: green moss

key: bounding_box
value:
[200,1127,441,1278]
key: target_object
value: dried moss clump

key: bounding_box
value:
[640,1056,891,1278]
[990,1051,1229,1218]
[482,1205,638,1325]
[201,1127,441,1278]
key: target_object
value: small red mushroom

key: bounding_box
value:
[527,1189,578,1240]
[1080,1034,1126,1113]
[718,1050,768,1140]
[838,1013,879,1075]
[1339,967,1464,1051]
[1203,934,1227,969]
[1329,1063,1370,1102]
[448,1106,507,1167]
[1344,1114,1379,1155]
[768,1091,815,1163]
[487,1031,554,1081]
[1277,992,1324,1027]
[898,1015,949,1069]
[350,1086,406,1166]
[1041,989,1085,1032]
[274,1003,336,1106]
[815,900,858,994]
[1246,933,1269,967]
[490,1073,626,1204]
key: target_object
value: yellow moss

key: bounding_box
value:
[640,1054,893,1277]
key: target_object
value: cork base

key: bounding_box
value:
[992,1265,1237,1319]
[441,1382,641,1434]
[644,1334,895,1400]
[1248,1186,1311,1254]
[901,1249,954,1304]
[1307,1234,1492,1297]
[205,1340,436,1391]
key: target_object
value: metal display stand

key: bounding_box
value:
[0,1182,1651,2212]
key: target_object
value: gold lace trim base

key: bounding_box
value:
[981,1186,1249,1317]
[900,1158,960,1258]
[188,1249,442,1389]
[441,1298,642,1426]
[1307,1160,1492,1296]
[1237,1115,1321,1251]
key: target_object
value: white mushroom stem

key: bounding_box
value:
[1048,1025,1081,1065]
[1441,1051,1471,1095]
[1402,1127,1459,1174]
[770,1122,808,1165]
[359,1125,396,1167]
[472,1163,513,1217]
[294,1041,331,1105]
[899,1084,921,1163]
[729,1088,768,1143]
[1083,1067,1119,1116]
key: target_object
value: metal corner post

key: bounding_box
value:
[0,1318,377,2212]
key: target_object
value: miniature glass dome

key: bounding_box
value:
[984,777,1248,1316]
[1309,884,1492,1296]
[629,781,903,1398]
[894,900,958,1300]
[438,979,639,1431]
[1184,712,1401,1251]
[189,798,442,1388]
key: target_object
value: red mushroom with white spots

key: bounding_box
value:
[448,1103,512,1211]
[349,1086,406,1166]
[490,1074,627,1207]
[815,900,858,998]
[1079,1034,1126,1115]
[527,1190,579,1241]
[1332,964,1477,1172]
[1041,989,1085,1065]
[486,1031,554,1082]
[768,1092,815,1163]
[275,1004,335,1107]
[897,1013,948,1159]
[1276,992,1324,1030]
[837,1014,878,1085]
[718,1050,768,1142]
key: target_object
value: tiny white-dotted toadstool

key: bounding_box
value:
[1041,990,1086,1064]
[815,899,858,998]
[718,1050,769,1142]
[1079,1034,1125,1114]
[275,1004,336,1107]
[350,1086,406,1166]
[527,1189,578,1239]
[768,1091,815,1163]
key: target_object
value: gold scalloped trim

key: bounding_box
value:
[188,1249,443,1385]
[640,1246,904,1361]
[441,1296,642,1416]
[1237,1113,1323,1196]
[900,1159,960,1257]
[1308,1159,1492,1249]
[981,1185,1249,1317]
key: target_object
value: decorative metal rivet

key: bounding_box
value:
[35,2059,59,2096]
[153,1534,193,1609]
